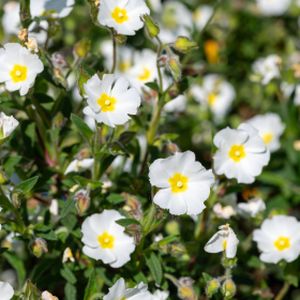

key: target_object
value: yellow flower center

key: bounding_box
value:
[112,7,129,24]
[138,68,151,82]
[262,132,273,145]
[274,236,291,251]
[10,64,28,83]
[97,231,115,249]
[97,93,116,112]
[119,61,131,72]
[208,92,217,106]
[169,173,188,193]
[228,144,246,162]
[222,239,227,250]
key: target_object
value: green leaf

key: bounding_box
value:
[116,218,140,227]
[3,252,26,286]
[16,176,39,194]
[60,200,76,219]
[22,280,41,300]
[61,266,77,285]
[83,269,99,300]
[71,113,94,142]
[65,283,77,300]
[146,253,163,285]
[107,193,125,204]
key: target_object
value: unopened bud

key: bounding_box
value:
[62,247,75,263]
[206,278,220,298]
[143,15,160,38]
[18,28,28,43]
[74,39,91,58]
[173,36,198,54]
[167,56,181,82]
[74,189,90,215]
[31,238,48,258]
[222,279,236,299]
[25,37,39,53]
[41,291,59,300]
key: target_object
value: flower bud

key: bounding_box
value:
[177,277,197,300]
[167,56,181,82]
[222,279,236,299]
[173,36,198,54]
[204,40,220,64]
[41,291,59,300]
[0,170,7,185]
[62,247,75,263]
[74,39,91,58]
[206,278,220,298]
[31,238,48,258]
[18,28,28,43]
[143,15,160,38]
[74,189,90,215]
[25,37,39,53]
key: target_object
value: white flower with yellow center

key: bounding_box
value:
[193,5,213,31]
[126,49,158,93]
[104,278,153,300]
[256,0,291,16]
[149,151,215,216]
[0,112,19,141]
[83,74,141,127]
[190,75,235,121]
[81,210,135,268]
[204,224,239,258]
[253,215,300,263]
[30,0,75,18]
[0,281,14,300]
[98,0,150,36]
[246,113,285,152]
[252,55,281,85]
[0,43,44,96]
[237,198,266,218]
[213,123,270,184]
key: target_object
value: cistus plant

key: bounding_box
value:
[0,0,300,299]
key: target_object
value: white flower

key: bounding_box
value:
[152,290,169,300]
[256,0,291,16]
[0,281,14,300]
[81,210,135,268]
[190,75,235,121]
[204,224,239,258]
[164,95,187,113]
[213,123,270,184]
[2,2,20,35]
[158,1,192,43]
[83,74,141,127]
[294,85,300,105]
[213,203,236,220]
[253,215,300,263]
[98,0,150,36]
[193,5,213,31]
[149,151,215,216]
[237,198,266,218]
[64,158,94,175]
[126,49,158,93]
[252,55,281,85]
[0,43,44,96]
[30,0,75,18]
[246,113,285,152]
[0,113,19,141]
[104,278,152,300]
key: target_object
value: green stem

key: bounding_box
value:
[275,282,290,300]
[146,100,164,145]
[111,32,117,74]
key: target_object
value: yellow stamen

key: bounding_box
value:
[262,132,273,145]
[10,64,27,83]
[138,68,151,82]
[97,93,116,112]
[222,239,227,250]
[228,144,246,162]
[97,231,115,249]
[112,7,129,24]
[168,173,188,193]
[208,92,217,106]
[274,236,290,251]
